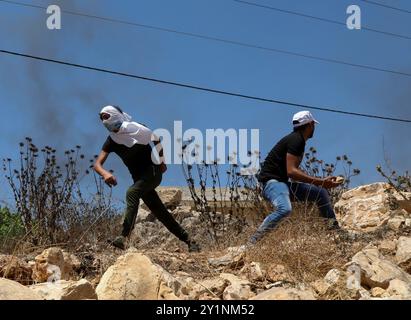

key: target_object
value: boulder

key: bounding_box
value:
[142,188,182,210]
[220,273,253,300]
[396,195,411,213]
[136,208,156,223]
[335,183,401,232]
[0,254,33,285]
[395,236,411,271]
[387,215,405,231]
[251,286,315,300]
[32,247,78,282]
[181,216,201,230]
[172,206,193,221]
[0,278,42,300]
[189,277,227,299]
[311,268,360,299]
[96,252,178,300]
[247,262,266,282]
[384,279,411,299]
[208,246,246,268]
[311,280,330,296]
[378,239,397,255]
[370,287,386,298]
[62,251,81,276]
[348,247,411,289]
[29,279,97,300]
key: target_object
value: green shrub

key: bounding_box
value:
[0,207,25,251]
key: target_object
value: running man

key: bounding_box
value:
[94,105,200,252]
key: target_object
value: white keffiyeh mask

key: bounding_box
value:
[100,105,153,147]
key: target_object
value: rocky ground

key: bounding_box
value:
[1,183,411,300]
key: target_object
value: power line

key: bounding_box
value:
[1,0,411,79]
[233,0,411,41]
[360,0,411,14]
[1,48,410,124]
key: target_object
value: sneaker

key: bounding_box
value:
[187,240,201,253]
[108,236,126,250]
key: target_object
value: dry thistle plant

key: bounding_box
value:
[179,139,266,248]
[377,165,410,200]
[1,138,120,254]
[302,147,360,203]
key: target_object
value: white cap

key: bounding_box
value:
[292,111,319,128]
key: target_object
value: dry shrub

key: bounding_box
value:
[247,202,368,284]
[1,138,122,255]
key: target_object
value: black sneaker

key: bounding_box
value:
[108,236,126,250]
[187,240,201,253]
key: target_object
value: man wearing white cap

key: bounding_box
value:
[250,111,341,243]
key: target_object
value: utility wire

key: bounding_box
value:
[233,0,411,41]
[0,0,411,79]
[1,48,410,124]
[360,0,411,14]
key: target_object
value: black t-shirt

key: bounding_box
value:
[102,136,155,181]
[257,131,306,184]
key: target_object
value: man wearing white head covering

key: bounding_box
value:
[249,111,342,244]
[94,105,200,252]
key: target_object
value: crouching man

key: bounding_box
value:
[250,111,342,244]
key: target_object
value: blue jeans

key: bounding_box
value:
[250,179,339,243]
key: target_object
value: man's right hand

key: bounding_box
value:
[103,173,117,187]
[319,176,341,189]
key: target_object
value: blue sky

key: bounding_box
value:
[0,0,410,206]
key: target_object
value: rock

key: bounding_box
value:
[172,206,193,221]
[240,262,266,282]
[395,195,411,213]
[32,247,77,283]
[62,251,81,276]
[0,278,42,300]
[198,293,221,300]
[334,183,400,232]
[251,286,316,300]
[208,246,246,268]
[387,216,405,231]
[311,280,330,296]
[0,254,33,285]
[405,219,411,228]
[311,269,359,299]
[136,208,156,223]
[220,273,253,300]
[384,279,411,299]
[349,247,411,289]
[248,262,266,282]
[32,247,64,283]
[189,277,227,299]
[267,264,289,283]
[358,287,372,300]
[142,188,182,210]
[96,252,178,300]
[370,287,386,297]
[395,237,411,269]
[175,276,196,297]
[29,279,97,300]
[182,217,201,230]
[324,269,342,285]
[158,281,180,300]
[378,239,397,255]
